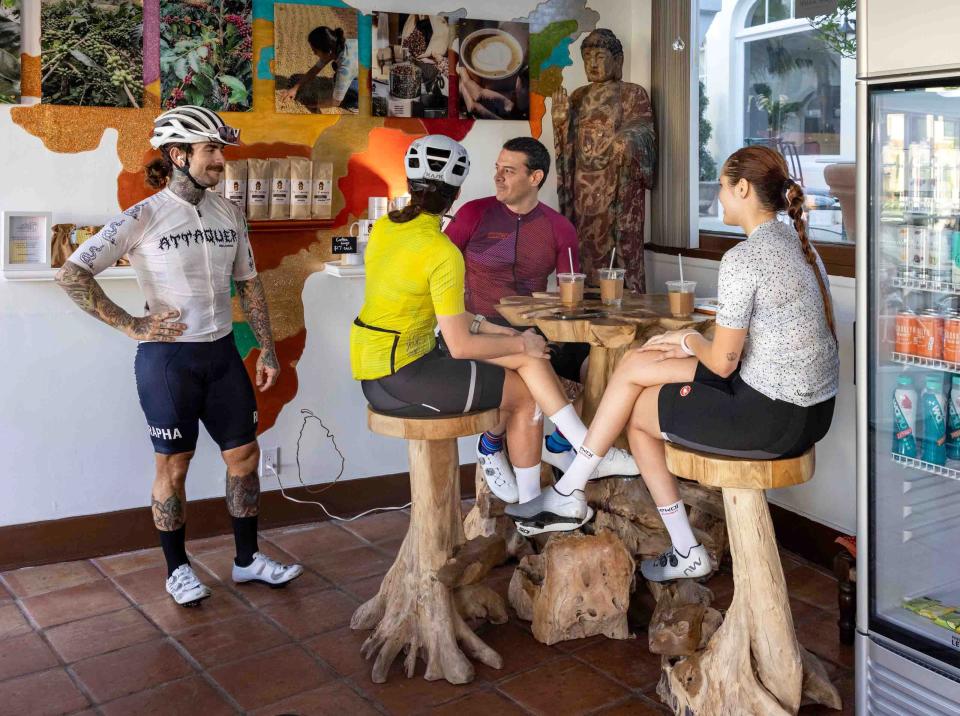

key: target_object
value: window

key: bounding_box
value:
[696,0,856,243]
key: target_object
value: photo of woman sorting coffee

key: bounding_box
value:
[372,12,453,118]
[274,3,359,115]
[454,19,529,120]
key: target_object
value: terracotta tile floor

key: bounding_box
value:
[0,508,855,715]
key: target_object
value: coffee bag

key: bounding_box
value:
[269,157,291,220]
[247,159,270,220]
[224,160,247,214]
[311,161,333,219]
[289,157,313,220]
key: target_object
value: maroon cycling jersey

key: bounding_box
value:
[445,196,580,318]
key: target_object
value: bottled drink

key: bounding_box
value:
[921,374,948,465]
[948,377,960,460]
[951,218,960,286]
[894,375,918,457]
[927,220,953,283]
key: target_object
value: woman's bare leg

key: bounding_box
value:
[626,385,680,505]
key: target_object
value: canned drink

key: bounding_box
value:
[928,223,953,282]
[909,224,928,277]
[945,315,960,363]
[916,310,945,359]
[895,311,917,355]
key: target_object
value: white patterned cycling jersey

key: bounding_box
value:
[715,218,839,407]
[67,188,257,342]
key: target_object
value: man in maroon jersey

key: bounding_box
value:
[446,137,588,469]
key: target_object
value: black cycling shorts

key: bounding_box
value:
[134,333,259,455]
[361,346,505,418]
[488,317,589,384]
[658,362,835,459]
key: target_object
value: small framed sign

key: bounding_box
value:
[2,211,52,274]
[332,235,358,254]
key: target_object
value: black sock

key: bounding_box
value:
[233,516,259,567]
[158,525,189,577]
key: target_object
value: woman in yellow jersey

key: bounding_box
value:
[351,135,639,535]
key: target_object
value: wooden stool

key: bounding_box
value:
[657,444,840,715]
[350,407,506,685]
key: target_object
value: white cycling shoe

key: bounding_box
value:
[232,552,304,588]
[166,564,211,607]
[477,438,519,503]
[541,441,640,480]
[595,447,640,478]
[505,485,594,537]
[640,544,712,582]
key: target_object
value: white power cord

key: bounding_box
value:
[263,462,410,522]
[260,408,411,522]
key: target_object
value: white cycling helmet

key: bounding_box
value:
[404,135,470,188]
[150,105,240,149]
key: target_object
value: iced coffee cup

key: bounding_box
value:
[558,272,586,307]
[599,268,625,307]
[666,280,696,318]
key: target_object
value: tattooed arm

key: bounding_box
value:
[638,325,747,378]
[55,262,186,341]
[235,276,279,391]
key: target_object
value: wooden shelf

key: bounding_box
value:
[248,219,335,234]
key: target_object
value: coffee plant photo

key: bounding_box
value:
[160,0,253,112]
[0,0,19,104]
[40,0,144,107]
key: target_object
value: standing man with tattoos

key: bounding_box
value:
[55,106,302,606]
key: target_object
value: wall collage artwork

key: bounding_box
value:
[6,0,536,120]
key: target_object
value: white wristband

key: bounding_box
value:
[679,332,696,356]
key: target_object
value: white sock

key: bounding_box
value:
[657,500,698,556]
[547,404,587,449]
[514,465,542,504]
[553,445,603,495]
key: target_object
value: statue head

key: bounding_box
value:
[581,29,623,83]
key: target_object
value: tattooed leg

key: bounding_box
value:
[226,470,261,517]
[152,452,192,530]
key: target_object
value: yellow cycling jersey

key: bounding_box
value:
[350,212,465,380]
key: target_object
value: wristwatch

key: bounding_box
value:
[470,314,486,334]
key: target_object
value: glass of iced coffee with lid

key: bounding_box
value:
[599,268,625,307]
[666,280,696,318]
[558,272,586,306]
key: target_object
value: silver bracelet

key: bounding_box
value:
[470,314,486,334]
[680,332,697,356]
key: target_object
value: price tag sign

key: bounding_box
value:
[332,236,358,254]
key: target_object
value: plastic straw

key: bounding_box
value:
[608,247,616,270]
[679,253,684,285]
[568,247,575,274]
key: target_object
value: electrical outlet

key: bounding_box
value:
[260,447,280,476]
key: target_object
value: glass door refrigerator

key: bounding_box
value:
[858,79,960,711]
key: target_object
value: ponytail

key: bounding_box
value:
[722,145,837,341]
[308,26,347,69]
[388,180,458,223]
[785,180,837,341]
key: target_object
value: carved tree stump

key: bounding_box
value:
[351,408,507,684]
[463,463,537,563]
[654,445,841,715]
[508,530,634,645]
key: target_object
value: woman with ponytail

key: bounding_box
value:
[280,25,358,112]
[507,145,840,581]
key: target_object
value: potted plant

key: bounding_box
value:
[699,81,720,216]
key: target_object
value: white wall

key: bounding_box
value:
[647,250,856,535]
[0,0,651,528]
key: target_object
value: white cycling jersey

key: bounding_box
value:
[67,188,257,342]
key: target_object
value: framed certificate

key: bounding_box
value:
[2,211,52,274]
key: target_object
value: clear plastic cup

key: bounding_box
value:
[599,268,625,307]
[558,272,586,306]
[666,280,696,318]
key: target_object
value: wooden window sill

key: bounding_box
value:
[647,232,854,278]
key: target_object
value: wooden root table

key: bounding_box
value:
[656,444,841,715]
[351,408,508,684]
[496,293,712,424]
